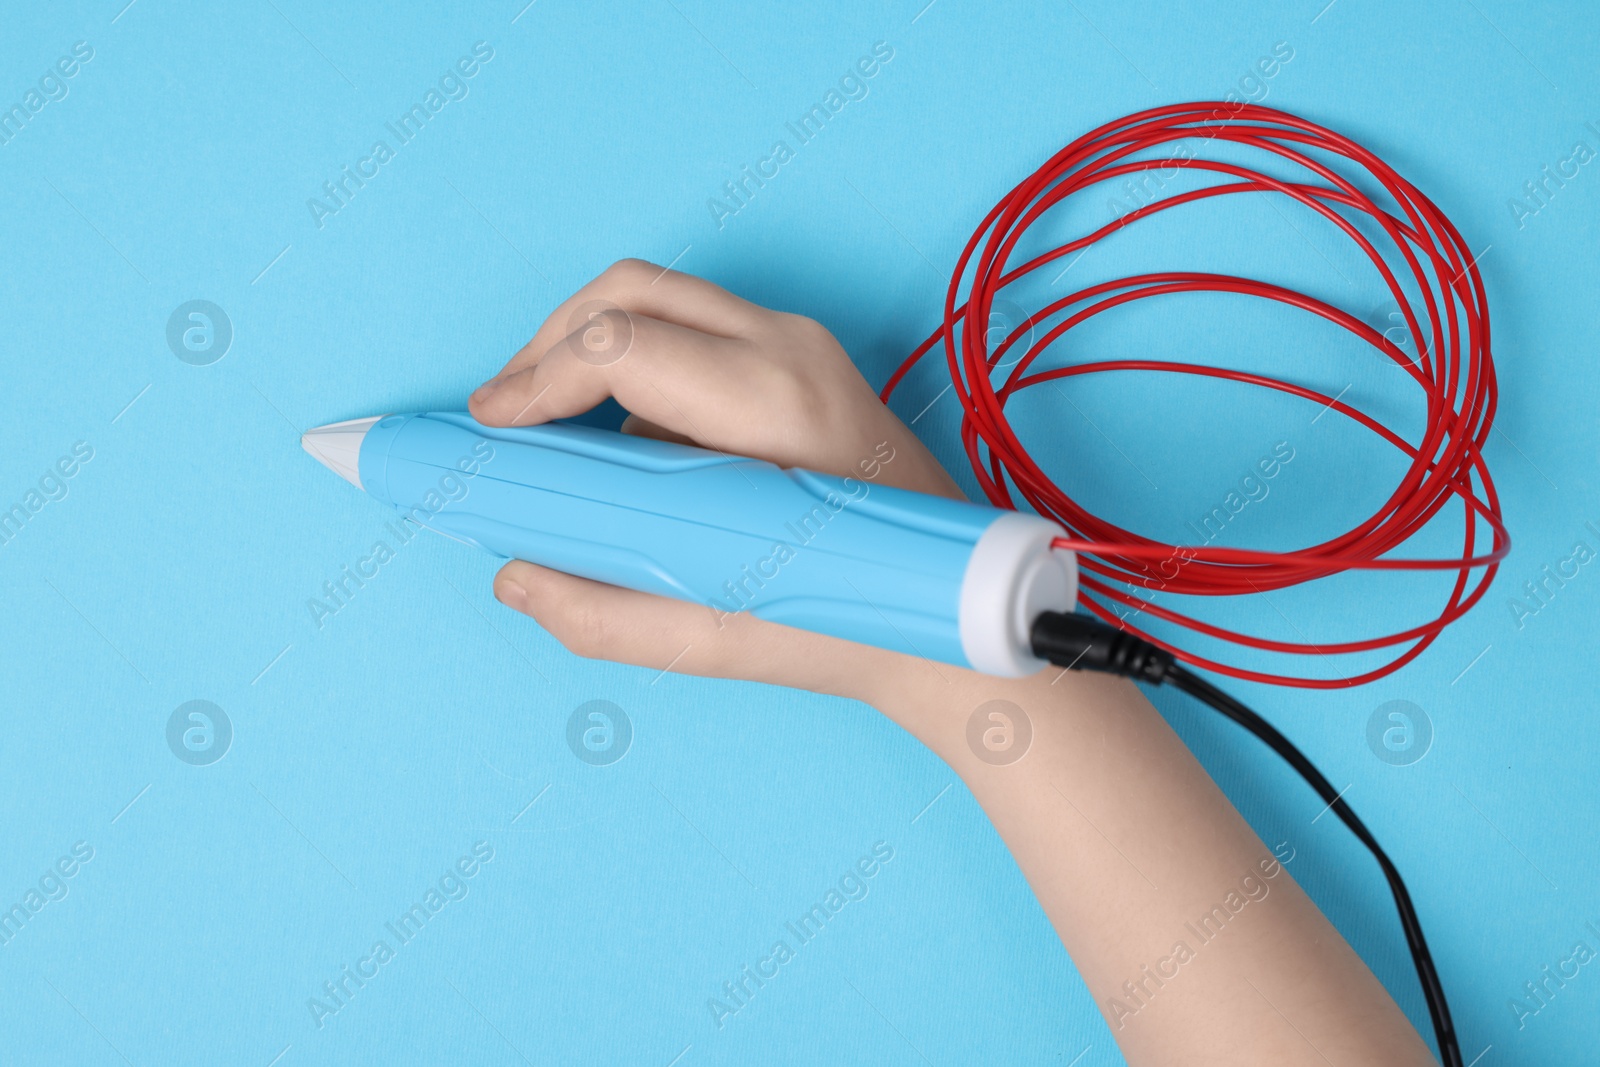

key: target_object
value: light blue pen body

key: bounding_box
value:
[302,411,1077,676]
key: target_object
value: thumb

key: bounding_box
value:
[491,558,899,699]
[493,559,734,675]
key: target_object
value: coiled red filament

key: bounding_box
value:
[882,102,1507,688]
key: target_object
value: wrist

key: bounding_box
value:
[864,657,1053,764]
[866,659,1155,774]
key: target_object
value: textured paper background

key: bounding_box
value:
[1,1,1596,1063]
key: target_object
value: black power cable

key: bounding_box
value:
[1030,610,1460,1067]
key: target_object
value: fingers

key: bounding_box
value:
[491,559,896,700]
[485,259,768,383]
[470,309,778,444]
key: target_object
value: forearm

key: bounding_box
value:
[869,663,1436,1066]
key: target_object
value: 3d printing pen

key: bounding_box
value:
[302,411,1078,676]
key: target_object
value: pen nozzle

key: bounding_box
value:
[302,416,383,491]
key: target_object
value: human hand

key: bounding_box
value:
[469,266,1439,1067]
[469,259,966,705]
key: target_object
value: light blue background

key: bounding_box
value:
[2,0,1596,1063]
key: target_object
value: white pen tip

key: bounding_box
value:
[302,416,383,491]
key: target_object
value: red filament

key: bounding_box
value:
[881,103,1507,688]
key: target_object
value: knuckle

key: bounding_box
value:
[600,258,656,288]
[776,311,838,350]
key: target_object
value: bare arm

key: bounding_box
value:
[868,659,1435,1065]
[470,260,1436,1065]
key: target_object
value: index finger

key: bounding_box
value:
[485,259,768,384]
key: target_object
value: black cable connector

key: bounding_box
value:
[1029,612,1462,1067]
[1030,610,1175,684]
